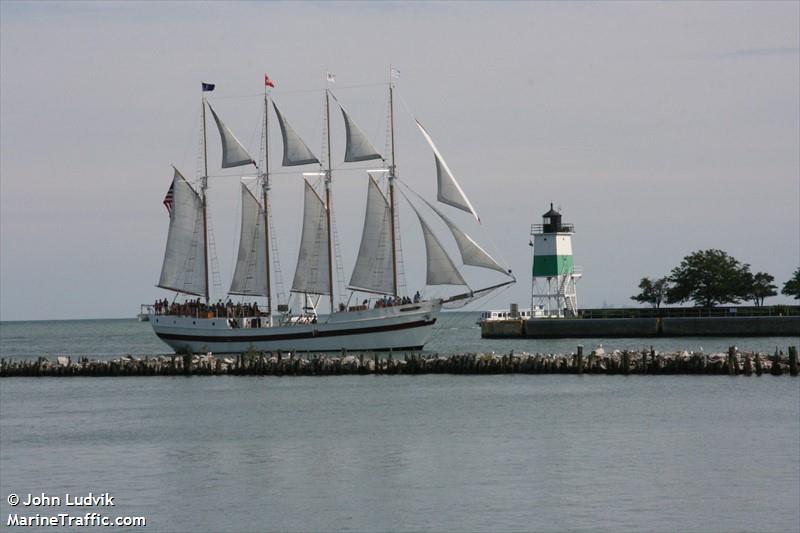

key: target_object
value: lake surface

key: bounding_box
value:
[1,375,798,532]
[1,317,798,532]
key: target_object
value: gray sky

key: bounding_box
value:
[1,1,798,321]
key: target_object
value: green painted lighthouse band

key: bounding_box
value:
[533,255,573,276]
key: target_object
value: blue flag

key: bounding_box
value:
[201,82,215,92]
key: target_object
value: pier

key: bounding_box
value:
[1,346,797,377]
[481,306,800,338]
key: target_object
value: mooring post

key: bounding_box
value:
[771,347,783,376]
[649,346,656,375]
[755,352,763,376]
[789,346,798,377]
[728,346,737,376]
[577,345,584,375]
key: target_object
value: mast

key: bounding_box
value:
[201,94,210,304]
[388,73,398,297]
[324,88,335,313]
[262,90,273,320]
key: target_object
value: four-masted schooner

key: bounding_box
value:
[148,73,514,353]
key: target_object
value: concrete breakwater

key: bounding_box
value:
[1,346,797,377]
[482,316,800,338]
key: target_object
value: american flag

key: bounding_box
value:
[163,182,174,216]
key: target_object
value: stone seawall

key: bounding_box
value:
[1,346,797,377]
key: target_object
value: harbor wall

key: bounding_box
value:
[660,316,800,336]
[481,315,800,338]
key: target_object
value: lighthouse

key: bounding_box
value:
[530,203,581,317]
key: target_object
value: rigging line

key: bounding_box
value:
[209,82,390,100]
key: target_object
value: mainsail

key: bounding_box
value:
[415,120,480,223]
[410,204,467,287]
[158,168,207,297]
[291,180,330,295]
[272,102,320,167]
[336,100,382,162]
[207,104,255,168]
[348,177,394,295]
[229,183,268,296]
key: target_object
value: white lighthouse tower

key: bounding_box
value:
[530,204,581,317]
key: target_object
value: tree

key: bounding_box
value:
[782,267,800,300]
[743,271,777,306]
[666,249,751,308]
[631,277,669,308]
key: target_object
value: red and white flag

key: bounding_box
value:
[264,73,275,88]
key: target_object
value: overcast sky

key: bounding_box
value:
[1,1,798,321]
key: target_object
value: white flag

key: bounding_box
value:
[390,67,400,79]
[326,72,336,83]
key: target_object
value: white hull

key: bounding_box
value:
[150,300,441,354]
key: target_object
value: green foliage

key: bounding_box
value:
[666,249,752,308]
[631,276,669,308]
[782,267,800,300]
[743,271,777,306]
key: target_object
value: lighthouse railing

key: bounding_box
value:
[531,223,574,234]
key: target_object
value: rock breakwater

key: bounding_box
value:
[1,346,797,377]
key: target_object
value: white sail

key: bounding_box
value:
[272,102,320,167]
[348,177,394,295]
[291,180,330,295]
[415,120,480,223]
[229,183,268,296]
[410,204,467,287]
[338,102,382,162]
[158,168,207,297]
[207,104,255,169]
[421,198,508,275]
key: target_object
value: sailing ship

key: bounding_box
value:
[147,73,514,353]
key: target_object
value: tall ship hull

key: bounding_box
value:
[151,301,440,353]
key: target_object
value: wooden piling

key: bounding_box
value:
[771,348,783,376]
[728,346,737,376]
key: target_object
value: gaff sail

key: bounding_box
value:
[348,177,394,295]
[229,183,269,297]
[291,180,330,295]
[158,168,207,297]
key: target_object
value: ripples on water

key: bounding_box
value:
[1,376,799,532]
[1,317,798,532]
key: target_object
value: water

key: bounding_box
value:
[1,317,798,532]
[1,376,797,532]
[1,313,797,360]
